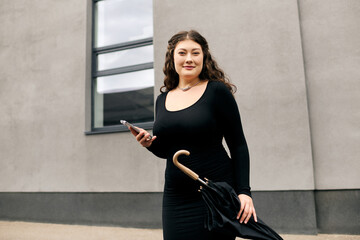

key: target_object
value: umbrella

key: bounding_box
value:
[173,150,283,240]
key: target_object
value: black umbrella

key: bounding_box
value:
[173,150,283,240]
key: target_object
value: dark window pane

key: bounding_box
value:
[103,87,154,126]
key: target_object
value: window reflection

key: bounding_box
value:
[95,0,153,47]
[94,70,154,127]
[98,45,153,71]
[96,69,154,94]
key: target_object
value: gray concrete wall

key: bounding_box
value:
[154,0,314,191]
[298,0,360,190]
[0,0,165,192]
[2,0,358,194]
[0,0,319,193]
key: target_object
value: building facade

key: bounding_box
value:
[0,0,359,234]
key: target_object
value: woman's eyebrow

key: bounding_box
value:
[177,48,201,51]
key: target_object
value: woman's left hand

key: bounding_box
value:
[237,194,257,224]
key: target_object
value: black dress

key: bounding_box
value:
[147,80,251,240]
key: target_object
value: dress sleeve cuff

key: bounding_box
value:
[236,187,252,198]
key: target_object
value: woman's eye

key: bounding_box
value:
[178,51,186,55]
[193,52,200,55]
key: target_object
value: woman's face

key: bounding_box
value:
[173,39,204,82]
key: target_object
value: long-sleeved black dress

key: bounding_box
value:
[147,80,251,240]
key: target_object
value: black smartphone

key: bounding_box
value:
[120,120,152,140]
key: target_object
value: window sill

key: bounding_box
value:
[85,121,154,135]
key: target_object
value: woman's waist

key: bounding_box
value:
[167,143,226,159]
[164,172,235,195]
[164,146,234,192]
[167,144,230,167]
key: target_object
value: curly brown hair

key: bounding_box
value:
[161,30,236,93]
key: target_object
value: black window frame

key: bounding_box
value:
[87,0,155,135]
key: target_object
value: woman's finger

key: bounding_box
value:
[253,208,258,222]
[237,202,245,220]
[128,127,156,147]
[239,204,250,224]
[244,207,253,224]
[139,132,151,145]
[136,131,145,142]
[139,133,157,147]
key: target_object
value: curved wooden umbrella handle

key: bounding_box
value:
[173,150,199,181]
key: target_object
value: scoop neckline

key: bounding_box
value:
[164,80,211,113]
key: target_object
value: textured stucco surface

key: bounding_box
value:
[0,0,165,192]
[298,0,360,190]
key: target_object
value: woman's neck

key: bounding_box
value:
[178,78,201,89]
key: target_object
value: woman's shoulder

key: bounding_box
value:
[156,91,168,100]
[154,91,168,108]
[208,80,233,95]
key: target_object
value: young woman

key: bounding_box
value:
[130,30,256,240]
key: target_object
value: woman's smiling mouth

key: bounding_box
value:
[184,66,195,70]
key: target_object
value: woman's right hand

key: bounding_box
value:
[129,127,157,148]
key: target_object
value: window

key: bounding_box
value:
[91,0,154,133]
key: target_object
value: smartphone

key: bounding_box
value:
[120,120,152,140]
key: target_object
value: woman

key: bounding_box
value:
[130,30,257,240]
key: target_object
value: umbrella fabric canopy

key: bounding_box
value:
[173,150,283,240]
[201,180,283,240]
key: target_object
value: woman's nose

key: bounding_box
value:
[185,53,193,63]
